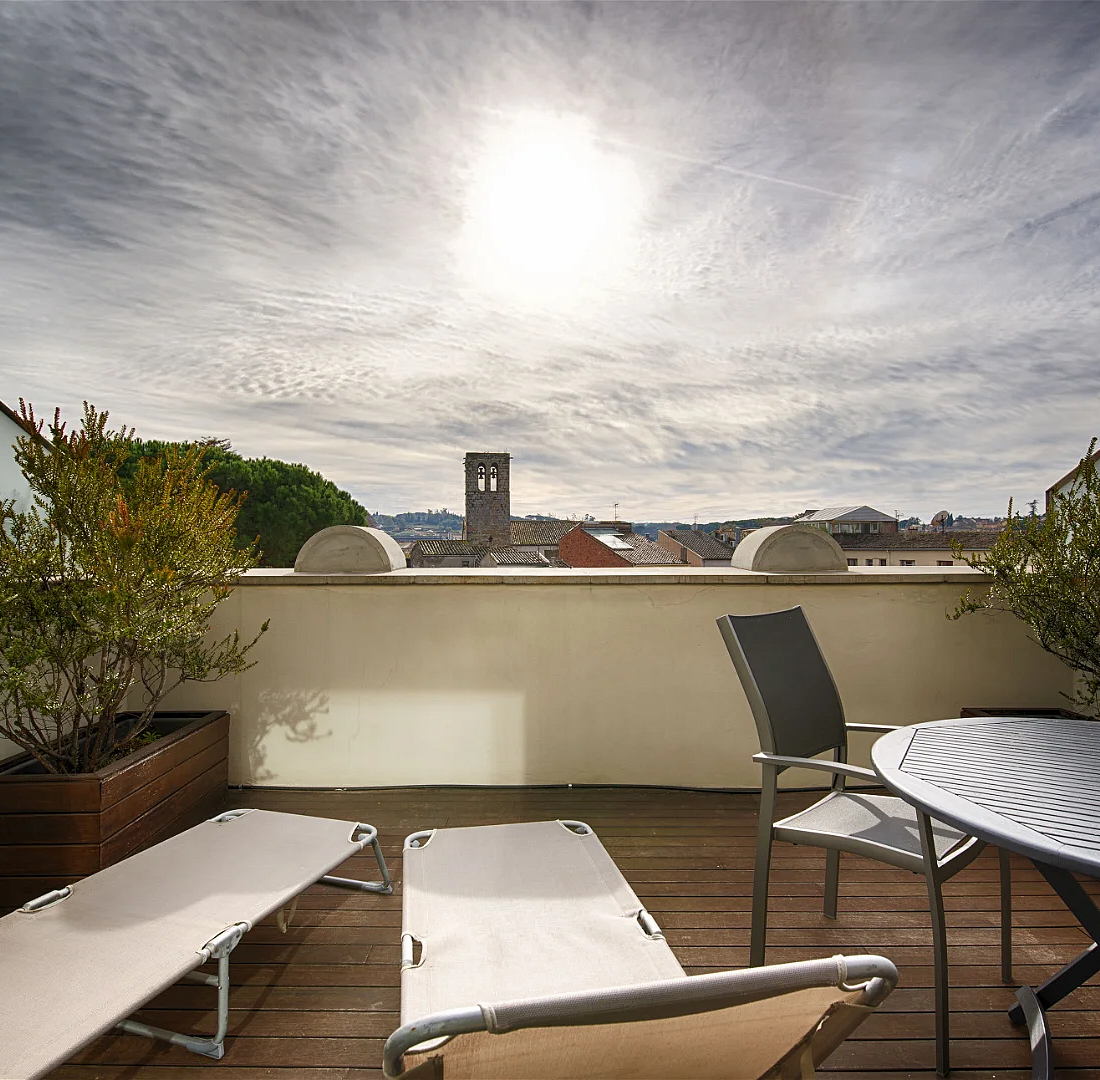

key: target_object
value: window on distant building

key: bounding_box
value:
[865,559,874,566]
[900,560,916,566]
[846,558,857,566]
[878,559,887,566]
[869,522,879,533]
[937,560,953,566]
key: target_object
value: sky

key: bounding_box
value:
[2,1,1099,522]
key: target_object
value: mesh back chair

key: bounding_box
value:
[717,606,1012,1077]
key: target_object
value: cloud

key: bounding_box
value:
[2,1,1099,520]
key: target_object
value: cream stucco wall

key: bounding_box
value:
[154,566,1073,789]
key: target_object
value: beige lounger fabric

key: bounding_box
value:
[398,821,880,1079]
[0,809,365,1080]
[401,821,684,1023]
[402,988,870,1078]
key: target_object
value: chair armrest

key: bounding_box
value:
[845,723,902,734]
[753,753,878,782]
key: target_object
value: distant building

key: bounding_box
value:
[406,539,483,568]
[480,548,568,568]
[792,506,898,536]
[507,518,576,562]
[0,399,41,515]
[1046,446,1100,511]
[714,525,759,547]
[463,452,511,547]
[558,522,680,568]
[834,530,1000,568]
[657,529,735,566]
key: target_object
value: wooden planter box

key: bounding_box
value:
[0,711,229,910]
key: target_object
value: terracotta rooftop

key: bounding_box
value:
[485,548,552,567]
[660,529,736,561]
[835,529,1001,551]
[407,539,480,557]
[508,519,577,545]
[618,532,682,566]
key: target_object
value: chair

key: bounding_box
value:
[717,606,1012,1077]
[384,819,898,1079]
[0,808,392,1080]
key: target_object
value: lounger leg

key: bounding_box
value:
[116,925,243,1059]
[919,813,951,1077]
[824,848,840,920]
[322,835,393,894]
[1000,847,1013,984]
[750,768,777,967]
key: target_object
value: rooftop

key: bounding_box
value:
[794,506,897,523]
[660,528,736,561]
[56,784,1100,1076]
[835,529,1001,551]
[509,519,576,546]
[485,547,551,567]
[406,538,481,557]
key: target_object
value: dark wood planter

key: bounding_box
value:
[960,706,1092,721]
[0,711,229,910]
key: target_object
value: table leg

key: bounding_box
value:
[1007,860,1100,1044]
[1013,985,1053,1080]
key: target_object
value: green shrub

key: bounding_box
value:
[0,402,267,773]
[951,440,1099,717]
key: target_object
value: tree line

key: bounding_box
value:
[124,438,368,567]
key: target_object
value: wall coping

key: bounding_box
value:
[234,565,990,586]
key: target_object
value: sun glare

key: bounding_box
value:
[456,111,644,306]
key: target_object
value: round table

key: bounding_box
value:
[872,715,1100,1080]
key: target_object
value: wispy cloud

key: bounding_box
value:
[2,1,1099,520]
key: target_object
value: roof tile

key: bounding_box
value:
[661,529,735,560]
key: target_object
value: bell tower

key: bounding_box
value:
[463,452,511,547]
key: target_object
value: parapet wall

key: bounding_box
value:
[155,566,1072,789]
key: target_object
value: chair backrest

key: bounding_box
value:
[716,607,846,759]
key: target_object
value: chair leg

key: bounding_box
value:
[999,847,1013,984]
[824,848,840,919]
[919,813,951,1076]
[751,771,777,967]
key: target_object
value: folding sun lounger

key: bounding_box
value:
[384,820,898,1079]
[0,807,392,1080]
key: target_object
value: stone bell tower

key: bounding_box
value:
[463,452,511,547]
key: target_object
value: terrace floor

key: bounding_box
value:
[51,785,1100,1079]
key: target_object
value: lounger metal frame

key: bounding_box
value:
[382,952,898,1078]
[16,808,393,1062]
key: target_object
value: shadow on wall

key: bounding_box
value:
[246,688,332,784]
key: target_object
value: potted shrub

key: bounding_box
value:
[951,439,1099,719]
[0,402,267,907]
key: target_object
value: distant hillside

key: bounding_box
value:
[371,510,464,535]
[373,511,799,542]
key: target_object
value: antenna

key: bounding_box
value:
[613,502,619,521]
[693,513,698,530]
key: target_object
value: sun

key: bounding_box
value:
[455,111,644,306]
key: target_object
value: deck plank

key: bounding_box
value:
[45,786,1100,1077]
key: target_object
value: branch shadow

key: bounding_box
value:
[246,687,332,784]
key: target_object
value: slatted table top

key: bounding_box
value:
[872,716,1100,878]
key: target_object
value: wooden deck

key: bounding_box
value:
[50,785,1100,1078]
